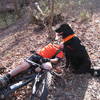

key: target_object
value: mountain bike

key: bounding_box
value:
[0,61,54,100]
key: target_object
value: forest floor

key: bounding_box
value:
[0,12,100,100]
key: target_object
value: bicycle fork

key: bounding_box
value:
[40,79,48,100]
[31,74,41,100]
[31,73,48,100]
[32,74,40,95]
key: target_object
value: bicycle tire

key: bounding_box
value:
[40,72,53,100]
[0,73,37,100]
[30,72,53,100]
[46,72,53,88]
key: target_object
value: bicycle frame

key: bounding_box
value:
[0,71,48,100]
[0,58,63,100]
[31,72,49,100]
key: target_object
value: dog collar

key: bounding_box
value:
[62,34,76,43]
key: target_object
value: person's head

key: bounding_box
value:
[55,24,75,38]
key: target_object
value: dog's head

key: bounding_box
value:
[55,24,75,38]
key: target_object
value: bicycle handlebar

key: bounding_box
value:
[25,59,41,67]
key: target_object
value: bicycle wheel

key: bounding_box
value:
[40,72,53,100]
[0,88,17,100]
[46,72,53,88]
[30,72,53,100]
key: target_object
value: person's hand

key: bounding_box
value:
[35,67,41,72]
[50,58,59,64]
[42,62,52,70]
[59,42,64,49]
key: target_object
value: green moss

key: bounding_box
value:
[80,10,90,21]
[0,12,16,28]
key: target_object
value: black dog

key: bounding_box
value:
[55,24,100,77]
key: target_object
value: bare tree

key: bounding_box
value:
[47,0,55,39]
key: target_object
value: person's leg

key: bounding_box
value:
[8,61,31,77]
[0,54,41,88]
[8,54,42,77]
[0,61,31,88]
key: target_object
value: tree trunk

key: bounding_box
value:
[47,0,55,40]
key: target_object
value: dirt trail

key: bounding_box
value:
[0,13,100,100]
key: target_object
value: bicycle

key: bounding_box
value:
[0,61,54,100]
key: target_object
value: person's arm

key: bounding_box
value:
[50,57,59,64]
[50,48,64,64]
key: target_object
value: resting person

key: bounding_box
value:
[55,23,100,76]
[0,42,64,88]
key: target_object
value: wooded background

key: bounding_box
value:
[0,0,100,29]
[0,0,100,100]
